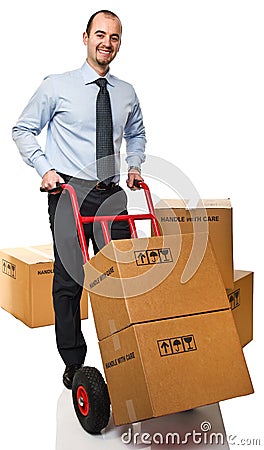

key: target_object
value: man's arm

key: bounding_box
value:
[12,77,56,179]
[124,91,146,189]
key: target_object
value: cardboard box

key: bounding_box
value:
[154,199,234,289]
[228,270,253,348]
[100,310,253,426]
[85,234,230,341]
[84,234,253,425]
[0,244,88,328]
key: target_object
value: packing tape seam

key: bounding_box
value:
[109,319,122,350]
[25,246,54,261]
[109,319,117,334]
[126,399,138,423]
[112,333,121,351]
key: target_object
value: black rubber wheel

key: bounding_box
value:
[72,366,110,434]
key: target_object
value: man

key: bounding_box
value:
[12,10,146,389]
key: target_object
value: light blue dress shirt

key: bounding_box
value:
[12,61,146,181]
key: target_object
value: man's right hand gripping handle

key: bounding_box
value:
[40,170,65,194]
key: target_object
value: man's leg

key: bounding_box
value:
[48,192,87,369]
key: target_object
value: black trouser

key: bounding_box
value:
[48,181,131,366]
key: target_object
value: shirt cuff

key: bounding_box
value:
[126,155,144,171]
[34,154,55,178]
[128,166,141,174]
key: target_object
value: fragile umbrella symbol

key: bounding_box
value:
[173,339,182,352]
[149,251,159,262]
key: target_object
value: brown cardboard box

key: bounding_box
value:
[0,244,88,328]
[228,270,253,348]
[154,199,234,289]
[84,234,253,426]
[84,234,230,341]
[100,310,253,426]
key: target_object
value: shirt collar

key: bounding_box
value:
[81,61,115,86]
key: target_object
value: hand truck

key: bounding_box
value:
[42,180,160,434]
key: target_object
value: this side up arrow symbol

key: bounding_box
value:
[137,252,146,264]
[160,341,170,354]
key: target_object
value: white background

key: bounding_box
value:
[0,1,263,448]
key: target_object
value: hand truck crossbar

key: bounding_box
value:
[61,181,161,263]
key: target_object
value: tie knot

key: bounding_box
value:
[94,78,107,89]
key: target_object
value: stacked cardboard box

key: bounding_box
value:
[154,198,254,348]
[0,244,88,327]
[84,232,253,426]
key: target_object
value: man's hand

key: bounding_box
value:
[126,168,144,190]
[41,170,65,194]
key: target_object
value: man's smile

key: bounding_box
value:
[97,47,112,55]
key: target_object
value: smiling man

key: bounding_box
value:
[85,11,122,75]
[12,10,146,389]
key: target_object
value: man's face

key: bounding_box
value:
[83,13,122,75]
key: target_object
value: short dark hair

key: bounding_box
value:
[86,10,122,36]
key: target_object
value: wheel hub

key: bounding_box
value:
[76,385,89,416]
[78,397,84,407]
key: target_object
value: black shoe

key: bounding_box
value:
[63,364,82,389]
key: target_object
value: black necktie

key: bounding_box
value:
[94,78,115,183]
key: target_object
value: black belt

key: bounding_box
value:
[59,174,118,191]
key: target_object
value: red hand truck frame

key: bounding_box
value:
[42,180,161,434]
